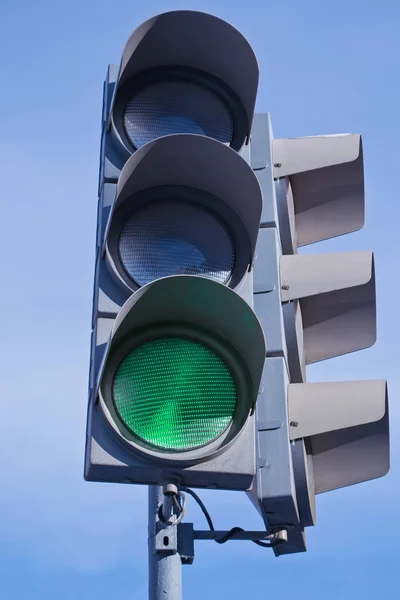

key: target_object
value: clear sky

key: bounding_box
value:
[1,0,399,598]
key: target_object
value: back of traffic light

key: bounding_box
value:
[248,115,389,555]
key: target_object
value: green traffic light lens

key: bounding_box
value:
[112,337,237,451]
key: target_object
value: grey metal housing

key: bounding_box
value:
[249,113,389,555]
[273,134,364,247]
[86,27,266,490]
[110,10,259,155]
[104,134,263,296]
[97,275,266,463]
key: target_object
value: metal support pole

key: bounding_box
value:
[148,486,183,600]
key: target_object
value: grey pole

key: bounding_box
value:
[148,486,183,600]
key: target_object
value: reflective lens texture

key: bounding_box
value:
[118,201,235,286]
[123,80,234,149]
[113,338,237,451]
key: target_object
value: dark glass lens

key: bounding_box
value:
[123,80,234,148]
[118,201,235,286]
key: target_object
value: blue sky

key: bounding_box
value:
[1,0,399,597]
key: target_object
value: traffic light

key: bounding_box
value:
[247,115,389,555]
[85,11,267,491]
[99,10,259,183]
[85,9,389,556]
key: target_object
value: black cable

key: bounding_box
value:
[181,487,284,548]
[214,527,279,547]
[252,538,280,548]
[180,487,215,531]
[214,527,244,544]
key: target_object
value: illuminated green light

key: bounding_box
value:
[112,337,237,451]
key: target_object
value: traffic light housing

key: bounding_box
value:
[248,116,389,554]
[85,11,266,491]
[110,11,258,156]
[89,275,265,489]
[100,10,259,184]
[85,11,389,556]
